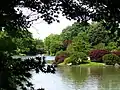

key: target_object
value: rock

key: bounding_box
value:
[114,63,120,68]
[67,63,72,66]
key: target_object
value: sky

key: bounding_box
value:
[19,6,93,41]
[28,16,75,40]
[19,8,75,40]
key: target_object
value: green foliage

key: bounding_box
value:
[0,37,16,52]
[61,22,89,41]
[44,34,63,55]
[66,44,75,54]
[60,22,89,50]
[106,42,117,51]
[28,39,45,55]
[0,30,47,90]
[67,32,91,54]
[80,62,105,66]
[0,52,55,90]
[54,51,69,64]
[34,39,44,50]
[3,0,120,89]
[94,43,106,50]
[0,0,120,33]
[68,52,88,65]
[88,21,110,45]
[102,54,120,65]
[12,35,44,55]
[64,57,72,65]
[50,41,62,55]
[56,50,69,57]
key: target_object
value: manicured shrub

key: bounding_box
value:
[102,54,120,65]
[54,51,69,64]
[68,52,88,65]
[89,49,109,62]
[112,51,120,57]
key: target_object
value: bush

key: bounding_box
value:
[56,50,69,57]
[102,54,120,65]
[54,51,69,64]
[89,49,109,62]
[106,42,117,51]
[94,43,105,50]
[112,51,120,57]
[68,52,88,65]
[64,57,72,65]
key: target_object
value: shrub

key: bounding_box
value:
[68,52,88,65]
[56,50,69,57]
[94,43,105,50]
[64,57,72,65]
[102,54,120,65]
[54,51,69,64]
[112,51,120,57]
[89,49,109,62]
[106,42,117,51]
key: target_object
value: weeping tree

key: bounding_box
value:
[0,0,120,90]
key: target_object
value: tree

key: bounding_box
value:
[106,42,117,51]
[1,0,120,34]
[34,39,44,50]
[44,34,62,55]
[27,39,45,55]
[67,32,91,55]
[61,22,89,50]
[88,21,110,46]
[0,29,56,90]
[61,22,89,41]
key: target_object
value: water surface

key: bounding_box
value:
[31,66,120,90]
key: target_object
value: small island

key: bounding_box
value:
[44,21,120,68]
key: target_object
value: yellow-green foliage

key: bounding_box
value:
[64,57,72,65]
[80,62,105,66]
[63,52,88,65]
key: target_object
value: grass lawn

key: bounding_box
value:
[80,62,105,66]
[56,59,105,66]
[58,62,65,66]
[58,60,105,66]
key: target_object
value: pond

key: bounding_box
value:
[31,66,120,90]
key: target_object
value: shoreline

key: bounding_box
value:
[58,62,105,67]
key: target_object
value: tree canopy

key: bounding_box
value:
[44,34,62,55]
[1,0,120,34]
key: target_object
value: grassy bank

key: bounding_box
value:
[80,62,105,66]
[58,61,105,66]
[58,62,65,66]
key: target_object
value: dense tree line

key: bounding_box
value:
[47,21,120,65]
[0,30,44,56]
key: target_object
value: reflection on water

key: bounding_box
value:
[31,66,120,90]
